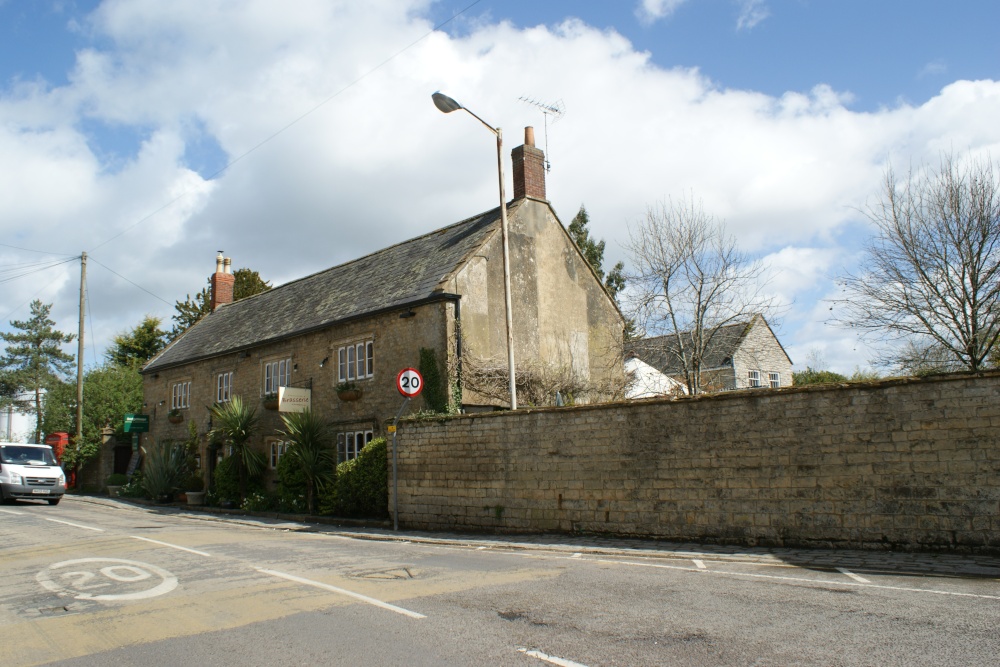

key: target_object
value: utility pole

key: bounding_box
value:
[75,252,86,449]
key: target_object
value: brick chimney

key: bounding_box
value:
[511,126,546,201]
[210,251,235,312]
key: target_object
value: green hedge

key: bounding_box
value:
[320,438,388,518]
[213,455,265,504]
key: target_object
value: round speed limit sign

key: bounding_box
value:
[396,368,424,397]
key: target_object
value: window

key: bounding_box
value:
[338,340,373,382]
[337,430,373,463]
[171,381,191,409]
[269,440,289,469]
[768,372,781,388]
[264,358,291,395]
[216,372,233,403]
[748,370,761,388]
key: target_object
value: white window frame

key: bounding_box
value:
[269,440,289,470]
[337,430,374,464]
[171,381,191,409]
[768,371,781,388]
[748,370,761,388]
[338,340,373,383]
[264,357,291,395]
[216,372,233,403]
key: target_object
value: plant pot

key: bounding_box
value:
[186,491,206,505]
[263,398,279,410]
[168,413,184,424]
[106,485,122,497]
[337,389,363,402]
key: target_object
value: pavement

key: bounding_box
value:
[65,493,1000,579]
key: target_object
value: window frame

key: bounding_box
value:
[336,429,374,464]
[171,381,191,409]
[269,439,289,470]
[748,370,761,388]
[337,339,373,383]
[768,371,781,388]
[216,371,233,403]
[264,357,291,395]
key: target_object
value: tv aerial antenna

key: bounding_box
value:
[519,97,565,172]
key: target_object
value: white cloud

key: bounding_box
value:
[635,0,688,25]
[735,0,770,31]
[919,59,947,78]
[0,1,997,378]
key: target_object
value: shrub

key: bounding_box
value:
[276,450,307,514]
[182,473,205,492]
[118,471,145,498]
[241,491,273,512]
[321,438,388,518]
[213,455,264,504]
[106,473,129,486]
[142,441,186,499]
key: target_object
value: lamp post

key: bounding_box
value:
[432,92,517,410]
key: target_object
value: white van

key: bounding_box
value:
[0,443,66,505]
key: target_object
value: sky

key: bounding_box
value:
[0,0,998,382]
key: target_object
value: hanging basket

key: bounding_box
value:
[337,389,363,402]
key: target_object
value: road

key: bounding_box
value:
[2,496,999,666]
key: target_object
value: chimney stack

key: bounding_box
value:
[210,251,235,312]
[511,126,546,201]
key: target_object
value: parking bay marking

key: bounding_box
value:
[596,558,1000,601]
[0,508,24,515]
[131,536,212,557]
[257,568,426,619]
[44,518,104,532]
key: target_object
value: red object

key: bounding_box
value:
[44,432,69,463]
[396,368,424,397]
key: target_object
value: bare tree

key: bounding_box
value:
[625,197,777,395]
[833,154,1000,372]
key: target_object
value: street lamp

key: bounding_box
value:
[432,92,517,410]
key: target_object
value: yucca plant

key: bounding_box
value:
[278,409,334,515]
[210,396,263,504]
[142,440,186,501]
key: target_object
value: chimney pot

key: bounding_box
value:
[211,253,235,312]
[525,126,535,147]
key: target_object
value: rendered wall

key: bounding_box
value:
[394,371,1000,553]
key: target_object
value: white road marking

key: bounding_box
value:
[837,567,871,584]
[131,536,212,557]
[257,568,426,619]
[571,553,582,559]
[477,546,488,550]
[596,559,1000,601]
[693,559,707,570]
[44,518,104,532]
[0,508,25,515]
[518,647,590,666]
[37,558,177,601]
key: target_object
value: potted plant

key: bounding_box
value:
[106,473,128,497]
[262,393,279,410]
[167,408,184,424]
[336,381,362,402]
[183,473,206,505]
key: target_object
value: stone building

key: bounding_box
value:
[627,315,792,394]
[141,128,625,482]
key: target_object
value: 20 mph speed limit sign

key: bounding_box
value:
[396,368,424,397]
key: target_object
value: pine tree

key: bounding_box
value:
[170,268,273,340]
[0,300,76,443]
[568,205,626,300]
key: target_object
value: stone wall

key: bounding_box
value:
[394,371,1000,553]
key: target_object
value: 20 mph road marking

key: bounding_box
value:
[518,648,590,666]
[257,568,426,619]
[44,518,104,532]
[131,536,212,557]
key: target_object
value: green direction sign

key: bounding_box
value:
[123,413,150,433]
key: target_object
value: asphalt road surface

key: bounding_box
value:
[2,496,999,666]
